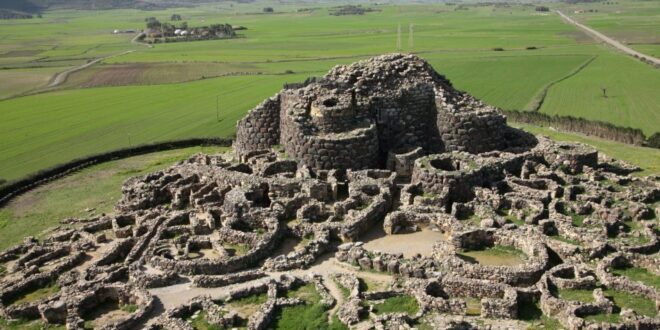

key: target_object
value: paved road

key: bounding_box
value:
[556,10,660,66]
[47,50,135,87]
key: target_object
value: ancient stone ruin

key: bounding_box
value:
[0,54,658,329]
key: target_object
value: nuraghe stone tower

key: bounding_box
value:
[235,53,535,170]
[1,54,657,330]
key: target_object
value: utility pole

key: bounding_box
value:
[409,23,414,51]
[216,95,220,121]
[127,133,132,147]
[396,24,402,51]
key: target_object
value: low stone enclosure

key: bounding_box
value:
[0,54,659,329]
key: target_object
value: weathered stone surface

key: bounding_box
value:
[1,54,658,330]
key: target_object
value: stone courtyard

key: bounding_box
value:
[0,54,658,329]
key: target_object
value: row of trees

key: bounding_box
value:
[329,5,378,16]
[145,17,181,36]
[144,17,235,41]
[0,10,42,19]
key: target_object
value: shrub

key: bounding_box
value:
[645,132,660,148]
[492,47,505,51]
[120,304,138,313]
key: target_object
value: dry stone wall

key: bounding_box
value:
[1,54,658,330]
[235,54,533,169]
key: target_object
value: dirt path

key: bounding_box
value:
[147,256,394,324]
[323,274,344,322]
[556,10,660,66]
[146,226,435,324]
[131,32,153,48]
[47,50,135,87]
[524,55,597,112]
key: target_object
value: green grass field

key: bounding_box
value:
[0,67,62,99]
[0,0,658,180]
[0,74,297,180]
[538,51,660,135]
[559,0,660,55]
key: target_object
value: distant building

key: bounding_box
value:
[113,29,137,34]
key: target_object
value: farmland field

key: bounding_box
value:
[539,51,660,135]
[0,66,61,99]
[558,0,660,56]
[0,0,659,180]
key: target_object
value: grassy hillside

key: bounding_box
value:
[0,73,302,180]
[512,123,660,176]
[0,1,658,179]
[0,146,228,250]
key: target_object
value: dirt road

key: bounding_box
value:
[556,10,660,66]
[47,50,135,87]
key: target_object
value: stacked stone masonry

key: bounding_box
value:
[0,54,658,330]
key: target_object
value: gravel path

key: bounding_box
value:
[556,10,660,66]
[47,50,134,87]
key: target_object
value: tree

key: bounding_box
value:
[209,24,236,37]
[161,23,175,35]
[646,132,660,148]
[180,22,188,30]
[263,7,274,13]
[145,17,161,29]
[171,14,182,21]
